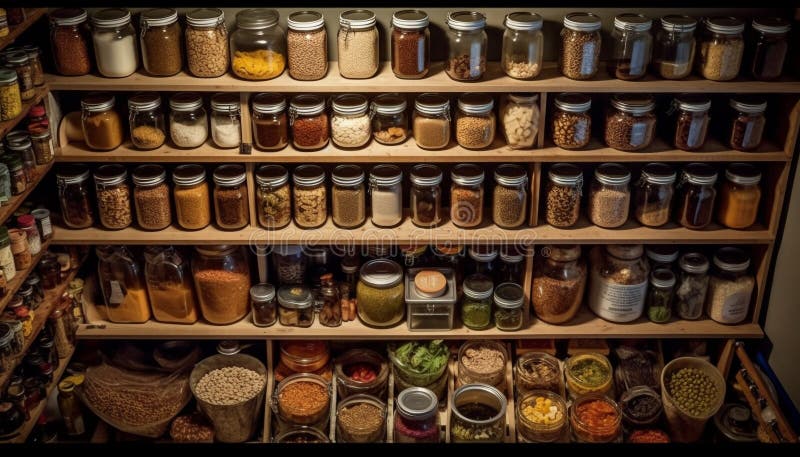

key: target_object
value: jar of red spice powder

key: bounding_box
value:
[289,94,329,150]
[394,387,441,443]
[570,394,622,443]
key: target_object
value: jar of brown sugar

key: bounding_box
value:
[545,163,583,228]
[252,93,288,151]
[605,94,656,151]
[698,17,745,81]
[728,96,767,152]
[391,10,430,79]
[560,12,602,80]
[588,163,631,229]
[293,164,327,229]
[450,163,485,228]
[94,164,132,230]
[49,8,92,76]
[670,94,710,151]
[287,11,328,81]
[371,93,408,145]
[717,163,761,230]
[173,164,211,230]
[677,163,718,230]
[56,165,94,229]
[634,163,675,228]
[133,164,172,231]
[185,8,229,78]
[213,164,249,230]
[255,164,291,230]
[331,164,366,229]
[412,93,450,150]
[140,8,183,77]
[455,93,495,149]
[290,94,329,151]
[552,93,592,150]
[410,164,442,228]
[750,17,790,81]
[493,164,528,229]
[80,93,123,151]
[128,93,166,150]
[445,11,487,81]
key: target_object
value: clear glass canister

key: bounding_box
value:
[494,282,524,331]
[545,163,584,227]
[750,17,790,81]
[7,139,36,184]
[646,244,679,271]
[371,93,408,145]
[445,11,487,81]
[213,164,249,230]
[570,394,622,443]
[287,11,327,81]
[132,164,171,230]
[96,245,151,323]
[23,45,44,87]
[90,8,138,78]
[501,93,539,149]
[144,245,199,324]
[56,165,94,229]
[32,208,53,242]
[49,8,92,76]
[293,164,327,229]
[609,14,653,80]
[565,353,614,399]
[410,164,442,228]
[369,164,403,228]
[729,96,767,151]
[336,394,387,443]
[289,94,329,150]
[251,93,288,151]
[331,164,366,229]
[357,259,404,327]
[698,17,745,81]
[493,164,528,229]
[412,93,450,150]
[338,9,379,79]
[706,247,755,324]
[654,15,697,79]
[532,244,586,324]
[272,245,307,285]
[128,93,166,150]
[560,12,602,80]
[634,162,676,227]
[5,155,26,196]
[17,214,40,256]
[5,51,34,101]
[394,387,440,443]
[552,93,591,149]
[93,164,132,230]
[192,245,251,324]
[516,390,568,442]
[588,163,631,228]
[450,163,485,228]
[0,69,21,122]
[455,93,495,149]
[718,163,761,230]
[230,8,285,80]
[646,268,676,323]
[185,8,229,78]
[335,348,389,399]
[81,92,123,151]
[515,352,565,396]
[501,12,543,80]
[251,283,277,327]
[173,164,211,230]
[588,245,649,323]
[605,94,656,151]
[391,10,430,79]
[461,273,493,330]
[450,384,507,443]
[675,252,710,320]
[677,162,718,230]
[209,93,241,149]
[169,92,208,148]
[331,94,371,148]
[671,94,711,151]
[255,164,291,230]
[496,245,525,285]
[140,8,182,76]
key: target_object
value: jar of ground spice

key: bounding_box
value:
[173,164,211,230]
[289,94,329,151]
[251,93,288,151]
[209,93,241,149]
[140,8,183,77]
[706,247,754,324]
[493,164,528,229]
[605,94,656,151]
[588,163,631,229]
[653,15,697,80]
[133,164,172,231]
[255,164,290,230]
[677,163,718,230]
[369,164,403,228]
[56,165,94,229]
[545,163,583,228]
[413,93,451,150]
[230,9,286,81]
[144,245,199,324]
[0,70,21,122]
[718,163,761,229]
[371,93,408,145]
[532,244,586,324]
[455,93,495,149]
[357,259,405,328]
[451,163,485,228]
[287,11,328,81]
[185,8,229,78]
[750,18,790,81]
[391,10,430,79]
[5,52,34,101]
[192,245,251,324]
[90,8,139,78]
[93,164,132,230]
[169,92,208,149]
[128,93,166,150]
[331,94,371,148]
[728,96,767,151]
[274,373,331,428]
[634,163,676,228]
[675,252,710,320]
[336,394,387,443]
[445,11,488,81]
[49,8,92,76]
[552,93,592,150]
[560,12,602,80]
[292,164,327,229]
[410,164,442,228]
[698,17,745,81]
[501,12,543,80]
[338,10,379,79]
[670,94,711,151]
[609,14,653,80]
[331,164,366,229]
[80,93,123,151]
[212,164,249,230]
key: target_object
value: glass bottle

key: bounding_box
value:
[331,94,371,148]
[551,93,592,149]
[96,245,151,323]
[139,8,182,77]
[450,163,485,228]
[532,245,586,324]
[128,93,166,150]
[646,268,676,323]
[588,244,649,323]
[212,164,249,230]
[169,92,208,149]
[289,94,329,150]
[144,245,199,324]
[718,163,762,229]
[192,245,251,325]
[634,162,676,228]
[57,380,85,436]
[750,17,790,81]
[93,163,132,230]
[559,12,602,80]
[609,14,653,80]
[391,10,430,79]
[493,164,528,229]
[286,11,327,81]
[90,8,138,78]
[698,17,745,81]
[209,93,241,149]
[654,15,697,80]
[185,8,228,78]
[251,283,277,327]
[588,163,631,229]
[56,165,94,229]
[675,252,710,320]
[132,164,171,230]
[500,93,539,150]
[604,94,656,151]
[229,8,286,81]
[331,164,366,229]
[501,12,543,80]
[455,93,495,149]
[410,164,442,228]
[172,164,211,230]
[394,387,440,443]
[670,94,710,151]
[728,96,767,152]
[80,92,123,151]
[677,163,718,230]
[337,9,379,79]
[369,164,403,228]
[445,11,487,81]
[461,273,493,330]
[49,8,92,76]
[251,93,288,151]
[706,247,755,324]
[5,51,34,101]
[255,164,291,230]
[293,164,327,229]
[370,93,408,145]
[412,93,451,150]
[545,163,583,228]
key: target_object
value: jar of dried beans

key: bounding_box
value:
[133,164,171,230]
[654,15,697,80]
[675,252,710,320]
[229,9,286,81]
[331,94,371,148]
[706,247,754,324]
[698,17,745,81]
[589,244,649,323]
[90,8,139,78]
[209,93,241,149]
[391,10,430,79]
[331,164,366,229]
[49,8,92,76]
[670,94,710,151]
[169,92,208,149]
[450,163,485,228]
[588,163,631,228]
[140,8,183,77]
[634,163,676,228]
[56,165,94,229]
[173,164,211,230]
[212,164,249,230]
[718,163,761,229]
[292,164,327,229]
[609,14,653,80]
[394,387,440,443]
[493,164,528,229]
[455,93,495,149]
[252,93,288,151]
[337,10,379,79]
[192,245,251,324]
[410,164,442,228]
[93,164,132,230]
[255,164,291,230]
[369,164,403,228]
[501,12,543,80]
[552,93,592,149]
[560,12,602,80]
[728,96,767,152]
[371,93,408,145]
[750,17,790,81]
[605,94,656,151]
[532,244,586,324]
[185,8,229,78]
[445,11,487,81]
[289,94,329,151]
[412,93,451,150]
[128,93,166,150]
[545,164,583,228]
[81,92,123,151]
[677,163,718,230]
[286,11,327,81]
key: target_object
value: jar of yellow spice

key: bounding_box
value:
[230,9,286,80]
[0,69,22,122]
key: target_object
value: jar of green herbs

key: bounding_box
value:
[461,274,493,329]
[357,259,405,327]
[646,268,676,323]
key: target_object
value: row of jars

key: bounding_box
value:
[2,126,57,204]
[0,45,45,122]
[545,162,764,230]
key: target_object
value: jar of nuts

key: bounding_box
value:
[653,15,697,80]
[551,93,592,150]
[455,93,496,149]
[588,163,631,229]
[331,94,371,148]
[445,11,487,81]
[93,164,132,230]
[608,14,653,80]
[450,163,485,228]
[255,164,291,230]
[370,93,408,145]
[292,164,327,229]
[545,163,583,228]
[500,93,539,150]
[670,94,711,151]
[698,17,745,81]
[728,96,767,152]
[634,163,676,228]
[185,8,229,78]
[604,94,656,151]
[559,12,602,80]
[501,12,543,80]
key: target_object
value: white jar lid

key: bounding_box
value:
[563,12,602,32]
[91,8,131,28]
[505,12,543,31]
[614,13,652,32]
[392,10,429,29]
[339,9,376,30]
[288,11,324,31]
[447,11,486,31]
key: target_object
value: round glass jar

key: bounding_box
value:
[212,164,249,230]
[718,163,761,230]
[371,93,408,145]
[335,348,389,400]
[90,8,138,78]
[515,352,564,396]
[570,394,622,443]
[185,8,229,78]
[5,155,26,197]
[277,285,315,327]
[619,385,663,429]
[172,164,211,230]
[605,94,656,151]
[357,259,404,328]
[139,8,182,77]
[675,252,710,320]
[698,17,745,81]
[455,93,495,149]
[251,283,277,327]
[273,426,330,443]
[654,15,697,80]
[289,94,329,150]
[501,12,543,80]
[209,93,241,149]
[588,244,649,323]
[369,164,403,228]
[728,96,767,152]
[272,245,307,285]
[493,164,528,229]
[255,164,291,230]
[93,164,132,230]
[292,164,327,229]
[609,14,653,80]
[4,52,33,101]
[331,94,371,148]
[559,12,602,80]
[391,10,430,79]
[132,164,171,230]
[516,390,568,442]
[646,268,676,323]
[412,93,450,150]
[251,93,288,151]
[331,164,366,229]
[565,353,613,399]
[394,387,440,443]
[410,164,442,228]
[128,93,166,150]
[671,94,711,151]
[461,273,493,330]
[49,8,92,76]
[532,244,586,324]
[450,163,485,228]
[500,93,539,150]
[229,8,285,81]
[144,245,199,325]
[677,163,718,230]
[0,69,21,122]
[32,209,52,242]
[706,247,755,325]
[169,92,208,149]
[274,372,331,426]
[450,384,507,443]
[545,163,583,228]
[445,11,487,81]
[336,394,387,443]
[191,245,251,324]
[493,282,524,331]
[56,165,94,229]
[96,246,153,324]
[634,163,676,227]
[457,340,507,388]
[552,93,592,150]
[750,17,790,81]
[286,11,327,81]
[338,10,379,79]
[588,163,631,228]
[81,92,123,151]
[280,340,330,373]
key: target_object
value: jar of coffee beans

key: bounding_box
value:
[545,163,583,228]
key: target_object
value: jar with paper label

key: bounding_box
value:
[677,163,718,230]
[634,163,675,228]
[96,245,151,323]
[128,93,166,150]
[229,9,286,81]
[698,17,745,81]
[410,164,442,228]
[445,11,487,81]
[32,209,52,242]
[675,252,710,320]
[707,247,754,324]
[589,245,649,323]
[412,93,450,150]
[56,165,94,229]
[609,14,652,80]
[728,96,767,152]
[670,94,710,151]
[255,164,291,230]
[140,8,182,77]
[338,10,379,79]
[332,94,371,148]
[251,93,288,151]
[654,15,697,79]
[718,163,761,229]
[501,12,543,80]
[501,93,539,149]
[552,93,592,150]
[450,164,485,228]
[213,164,249,230]
[90,8,139,78]
[369,165,403,228]
[605,94,656,151]
[391,10,430,79]
[144,246,199,324]
[750,17,790,81]
[209,93,241,149]
[169,92,208,149]
[560,13,602,80]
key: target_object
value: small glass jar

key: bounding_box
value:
[496,246,525,285]
[450,164,485,228]
[22,45,44,87]
[208,93,241,149]
[230,8,286,81]
[455,93,495,149]
[0,69,21,122]
[707,247,755,324]
[718,163,762,230]
[49,8,92,76]
[335,348,389,400]
[292,164,327,229]
[588,163,631,229]
[450,384,507,443]
[5,156,26,196]
[500,93,539,150]
[605,94,656,151]
[331,94,371,148]
[516,390,568,443]
[515,352,564,396]
[493,282,524,331]
[192,245,251,324]
[144,245,199,324]
[56,165,94,229]
[90,8,138,78]
[212,164,249,230]
[394,387,440,443]
[619,386,663,429]
[93,164,132,230]
[276,285,315,328]
[646,268,676,323]
[251,283,277,327]
[357,259,404,328]
[467,246,498,279]
[172,164,211,230]
[570,394,622,443]
[369,164,403,228]
[5,52,34,101]
[371,93,408,145]
[750,17,790,81]
[728,96,767,152]
[81,93,123,151]
[251,93,288,151]
[412,93,451,150]
[671,94,711,151]
[609,14,653,80]
[132,164,171,230]
[17,214,40,256]
[698,17,745,81]
[409,164,442,228]
[330,164,366,229]
[675,252,710,320]
[545,163,583,228]
[286,11,327,81]
[338,10,379,79]
[391,10,430,79]
[560,13,602,80]
[645,245,679,272]
[26,105,49,135]
[140,8,182,77]
[501,12,543,80]
[255,164,291,230]
[289,94,329,151]
[461,273,493,330]
[445,11,487,81]
[654,15,697,79]
[336,394,387,443]
[588,245,649,323]
[677,163,718,230]
[532,245,587,324]
[634,163,676,227]
[272,245,307,285]
[552,93,592,150]
[7,139,36,184]
[493,164,528,229]
[565,353,614,399]
[169,92,208,149]
[128,93,166,150]
[32,209,52,242]
[185,8,229,78]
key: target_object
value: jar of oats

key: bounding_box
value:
[698,17,744,81]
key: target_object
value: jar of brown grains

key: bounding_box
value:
[532,244,586,324]
[293,164,327,229]
[455,93,495,149]
[698,17,745,81]
[670,94,711,151]
[173,164,211,230]
[677,163,718,230]
[728,96,767,152]
[212,164,249,230]
[633,163,676,228]
[331,164,366,229]
[545,163,583,228]
[410,164,442,228]
[49,8,92,76]
[492,164,528,229]
[445,11,487,81]
[287,11,328,81]
[185,8,229,78]
[192,245,251,324]
[559,12,602,80]
[588,163,631,229]
[255,164,291,230]
[93,164,132,230]
[140,8,183,77]
[251,93,288,151]
[128,93,166,150]
[604,94,656,151]
[552,93,592,150]
[450,164,485,228]
[391,10,430,79]
[289,94,329,151]
[133,164,172,231]
[412,93,451,150]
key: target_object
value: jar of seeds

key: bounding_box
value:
[559,12,602,80]
[588,163,631,229]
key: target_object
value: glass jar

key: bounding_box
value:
[588,245,649,323]
[750,17,790,81]
[455,93,495,149]
[0,70,21,122]
[609,14,653,80]
[391,10,430,79]
[675,252,710,320]
[49,8,92,76]
[412,93,451,150]
[493,164,528,229]
[208,93,241,149]
[570,394,622,443]
[698,17,745,81]
[501,12,543,80]
[90,8,138,78]
[369,164,403,228]
[634,163,676,227]
[144,246,199,324]
[410,164,442,228]
[292,164,327,229]
[565,353,613,399]
[185,8,228,78]
[192,245,251,325]
[128,93,166,150]
[646,268,676,323]
[5,156,26,196]
[619,385,663,429]
[1,323,14,374]
[132,164,171,230]
[96,245,151,323]
[533,245,587,324]
[515,352,564,396]
[25,274,44,307]
[516,390,568,443]
[81,93,123,151]
[357,259,404,327]
[230,9,285,80]
[560,13,602,80]
[588,163,631,228]
[605,94,656,151]
[394,387,440,443]
[493,282,524,331]
[0,228,15,283]
[250,283,276,327]
[277,285,315,327]
[671,94,711,151]
[331,164,366,229]
[445,11,487,81]
[336,394,387,443]
[500,93,539,150]
[450,384,507,443]
[335,348,389,400]
[272,245,307,285]
[255,164,290,230]
[496,246,524,285]
[279,340,330,374]
[545,163,583,228]
[5,52,33,101]
[451,163,485,228]
[552,93,592,149]
[212,164,249,230]
[273,426,330,443]
[169,92,208,149]
[286,11,327,81]
[707,247,755,324]
[22,45,44,87]
[38,254,59,289]
[172,164,211,230]
[140,8,182,77]
[728,96,767,152]
[461,273,493,330]
[289,94,329,150]
[718,163,761,229]
[371,93,408,145]
[645,245,679,272]
[93,164,132,230]
[7,139,36,184]
[26,104,49,135]
[56,165,94,229]
[251,93,288,151]
[331,94,371,148]
[677,163,718,230]
[338,9,379,79]
[654,15,697,80]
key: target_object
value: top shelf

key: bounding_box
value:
[45,62,800,94]
[0,8,46,51]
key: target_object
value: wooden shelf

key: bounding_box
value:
[0,85,48,138]
[0,8,46,51]
[0,162,54,224]
[0,238,53,314]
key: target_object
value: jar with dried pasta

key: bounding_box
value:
[717,163,761,229]
[229,9,286,81]
[450,164,484,228]
[604,94,656,151]
[706,247,754,324]
[255,164,291,230]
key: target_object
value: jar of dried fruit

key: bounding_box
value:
[370,93,408,145]
[445,11,487,81]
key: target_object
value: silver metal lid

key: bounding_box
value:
[5,51,27,65]
[0,69,17,83]
[81,93,115,113]
[705,17,745,34]
[463,273,493,300]
[252,93,287,114]
[172,164,206,187]
[563,12,602,32]
[730,96,767,114]
[646,245,679,264]
[505,12,543,31]
[410,164,443,187]
[650,268,677,289]
[293,164,326,187]
[91,8,131,28]
[451,163,484,186]
[170,92,203,112]
[675,94,711,113]
[288,11,324,31]
[447,11,486,31]
[508,93,539,104]
[132,164,167,187]
[713,247,750,272]
[392,10,429,30]
[186,8,224,28]
[661,15,697,32]
[641,163,676,185]
[396,387,438,420]
[370,164,402,187]
[332,94,368,115]
[752,17,791,34]
[339,9,376,29]
[50,8,88,26]
[236,9,279,30]
[210,93,240,113]
[679,252,710,275]
[415,93,450,116]
[595,163,631,186]
[217,340,242,355]
[277,285,314,309]
[256,164,289,188]
[451,384,507,425]
[469,246,498,263]
[141,8,178,27]
[213,164,246,187]
[549,163,583,186]
[332,164,365,186]
[494,164,527,187]
[614,13,652,32]
[128,93,161,112]
[611,94,655,115]
[93,164,128,186]
[290,94,326,116]
[56,165,91,185]
[554,93,591,113]
[500,246,524,263]
[682,163,718,186]
[457,93,494,115]
[250,283,276,302]
[494,282,524,309]
[725,163,761,186]
[371,93,407,115]
[6,139,31,151]
[360,259,403,288]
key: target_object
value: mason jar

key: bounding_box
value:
[292,164,327,229]
[169,92,208,149]
[229,8,286,80]
[23,45,44,87]
[588,163,631,229]
[394,387,440,443]
[728,96,767,152]
[357,259,404,328]
[455,93,495,149]
[605,94,656,151]
[677,163,718,230]
[675,252,710,320]
[30,129,54,166]
[172,164,211,230]
[212,164,249,230]
[493,164,528,229]
[654,15,697,79]
[331,164,366,229]
[646,268,676,323]
[750,17,790,81]
[128,93,166,150]
[93,164,132,230]
[559,12,602,80]
[468,246,498,278]
[451,163,485,228]
[81,92,123,151]
[286,11,327,81]
[56,165,94,229]
[185,8,229,78]
[4,52,33,101]
[496,246,525,285]
[634,162,676,228]
[391,10,430,79]
[370,93,408,145]
[338,9,379,79]
[139,8,182,76]
[706,247,755,324]
[608,14,653,80]
[289,94,329,151]
[552,93,592,149]
[412,93,450,150]
[251,283,277,327]
[545,164,583,228]
[671,94,711,151]
[445,11,487,81]
[331,94,371,148]
[494,282,524,331]
[369,164,403,228]
[500,93,539,149]
[718,163,762,230]
[532,245,586,324]
[132,164,171,231]
[0,69,21,121]
[450,384,507,443]
[501,12,543,80]
[698,17,745,81]
[255,164,291,230]
[405,165,443,230]
[252,93,288,151]
[49,7,92,76]
[461,273,493,330]
[209,93,241,149]
[90,8,138,78]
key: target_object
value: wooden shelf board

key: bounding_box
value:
[0,8,46,51]
[0,162,54,224]
[0,85,49,138]
[0,238,53,314]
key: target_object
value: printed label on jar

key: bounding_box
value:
[39,217,52,238]
[721,292,750,323]
[687,118,704,148]
[574,119,589,142]
[675,42,692,65]
[589,270,647,322]
[629,40,647,75]
[580,42,596,76]
[109,280,125,305]
[630,122,648,147]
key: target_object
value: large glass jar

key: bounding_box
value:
[450,164,485,228]
[133,164,171,230]
[560,13,602,80]
[552,93,592,149]
[728,96,767,152]
[677,163,718,230]
[331,94,371,148]
[493,282,524,331]
[213,164,249,230]
[192,245,251,324]
[412,93,450,150]
[500,93,539,150]
[144,246,199,324]
[671,94,710,151]
[169,92,208,149]
[517,390,568,443]
[371,93,408,145]
[570,394,622,443]
[750,17,790,81]
[338,10,379,79]
[335,348,389,400]
[0,69,21,122]
[706,247,755,324]
[588,163,631,229]
[93,164,132,230]
[255,164,291,230]
[698,17,745,81]
[646,268,676,323]
[96,245,151,323]
[289,94,329,151]
[675,252,710,320]
[461,273,493,330]
[589,245,649,323]
[391,10,430,79]
[277,285,315,327]
[331,164,366,229]
[493,164,528,229]
[605,94,656,151]
[90,8,138,78]
[49,8,92,76]
[185,8,228,78]
[455,93,495,149]
[410,164,442,228]
[545,163,583,228]
[718,163,761,230]
[81,93,123,151]
[140,8,182,77]
[128,93,166,150]
[293,164,327,229]
[286,11,327,81]
[501,12,543,80]
[207,93,241,149]
[4,52,33,101]
[450,384,507,443]
[532,245,586,324]
[272,245,307,285]
[172,164,211,230]
[394,387,440,443]
[369,164,403,228]
[515,352,565,396]
[634,163,676,227]
[251,93,288,151]
[609,14,653,80]
[229,9,285,81]
[445,11,487,81]
[654,15,697,80]
[56,165,94,229]
[357,259,404,328]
